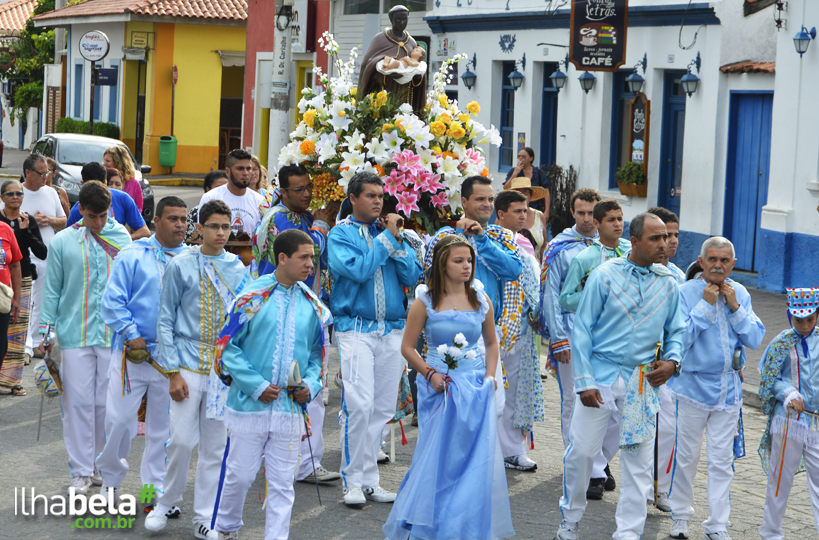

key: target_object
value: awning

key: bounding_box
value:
[215,50,245,67]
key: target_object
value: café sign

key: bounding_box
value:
[569,0,628,72]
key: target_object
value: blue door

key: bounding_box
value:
[658,71,688,216]
[540,63,559,167]
[499,62,515,173]
[723,92,773,271]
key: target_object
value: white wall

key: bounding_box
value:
[763,0,819,237]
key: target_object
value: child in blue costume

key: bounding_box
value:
[383,235,515,540]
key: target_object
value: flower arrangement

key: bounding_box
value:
[278,32,502,233]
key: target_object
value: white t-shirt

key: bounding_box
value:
[198,184,264,236]
[21,185,66,254]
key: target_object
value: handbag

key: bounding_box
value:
[0,280,12,314]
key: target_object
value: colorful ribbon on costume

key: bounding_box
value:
[72,221,124,259]
[286,387,313,441]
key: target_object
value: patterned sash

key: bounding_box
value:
[71,221,124,259]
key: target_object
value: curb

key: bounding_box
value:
[743,383,762,410]
[147,178,203,187]
[0,173,20,179]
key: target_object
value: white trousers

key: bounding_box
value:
[669,400,738,533]
[338,329,404,489]
[96,355,170,489]
[759,429,819,539]
[214,426,302,539]
[655,386,676,495]
[558,352,614,479]
[60,346,110,477]
[25,258,46,355]
[560,376,653,540]
[297,387,326,480]
[499,345,526,458]
[157,386,227,527]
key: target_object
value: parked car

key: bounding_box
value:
[30,134,155,222]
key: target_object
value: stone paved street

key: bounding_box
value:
[1,287,817,539]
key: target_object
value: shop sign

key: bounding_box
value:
[569,0,628,72]
[629,92,650,176]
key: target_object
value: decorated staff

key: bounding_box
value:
[38,181,131,495]
[213,229,330,540]
[758,288,819,540]
[664,237,765,540]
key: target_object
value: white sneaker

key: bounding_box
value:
[504,454,537,471]
[555,519,578,540]
[323,387,329,405]
[704,533,731,540]
[343,486,366,506]
[144,507,168,532]
[69,476,92,495]
[299,466,341,483]
[655,492,671,512]
[334,371,342,389]
[670,519,690,539]
[363,485,396,503]
[377,449,390,464]
[195,523,219,540]
[100,484,119,506]
[90,467,103,486]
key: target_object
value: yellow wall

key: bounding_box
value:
[121,22,153,154]
[143,22,175,174]
[171,24,246,173]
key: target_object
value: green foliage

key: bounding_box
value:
[56,117,120,139]
[615,161,646,186]
[544,163,578,235]
[10,81,42,120]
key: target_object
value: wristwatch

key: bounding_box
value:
[670,358,682,374]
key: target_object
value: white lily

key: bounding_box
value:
[382,130,403,154]
[316,132,338,164]
[365,138,391,165]
[340,149,366,170]
[344,129,365,151]
[338,167,357,193]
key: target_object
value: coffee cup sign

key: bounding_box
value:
[79,31,110,62]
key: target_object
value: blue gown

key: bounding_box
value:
[383,281,515,540]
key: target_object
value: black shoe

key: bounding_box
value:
[586,478,605,500]
[603,465,616,491]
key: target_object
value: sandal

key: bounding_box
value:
[11,385,26,396]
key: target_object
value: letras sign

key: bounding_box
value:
[569,0,628,72]
[629,92,650,176]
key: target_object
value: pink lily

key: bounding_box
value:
[384,169,406,197]
[416,172,444,193]
[396,189,420,217]
[392,149,425,176]
[430,192,448,208]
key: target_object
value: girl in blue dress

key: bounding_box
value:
[383,235,515,540]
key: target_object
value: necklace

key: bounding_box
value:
[444,294,459,311]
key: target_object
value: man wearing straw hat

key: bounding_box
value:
[507,176,549,258]
[758,286,819,540]
[665,236,765,540]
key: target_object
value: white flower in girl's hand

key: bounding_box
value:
[448,346,463,359]
[464,350,476,360]
[437,344,449,356]
[453,333,468,347]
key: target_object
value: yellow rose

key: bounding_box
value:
[376,90,388,108]
[438,94,448,107]
[466,101,480,114]
[447,122,466,139]
[382,123,394,133]
[458,113,470,125]
[431,146,443,155]
[352,99,356,107]
[429,121,446,137]
[439,113,452,124]
[299,140,316,155]
[350,87,357,97]
[303,109,316,128]
[395,119,406,133]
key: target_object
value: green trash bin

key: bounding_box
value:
[159,135,178,167]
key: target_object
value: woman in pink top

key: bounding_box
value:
[104,146,143,213]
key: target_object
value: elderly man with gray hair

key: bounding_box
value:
[665,236,766,540]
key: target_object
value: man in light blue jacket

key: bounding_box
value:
[97,197,188,508]
[329,172,422,506]
[213,229,330,540]
[666,237,765,540]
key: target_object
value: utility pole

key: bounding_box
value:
[268,0,294,167]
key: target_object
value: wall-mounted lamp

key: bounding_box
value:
[625,53,647,94]
[680,52,701,97]
[276,4,293,31]
[461,53,477,90]
[578,71,596,94]
[549,53,569,92]
[508,53,526,91]
[794,26,817,57]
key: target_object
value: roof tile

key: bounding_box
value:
[0,0,38,32]
[34,0,247,22]
[720,60,776,74]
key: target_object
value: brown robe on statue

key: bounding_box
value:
[358,29,427,111]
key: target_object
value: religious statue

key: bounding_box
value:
[358,5,427,111]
